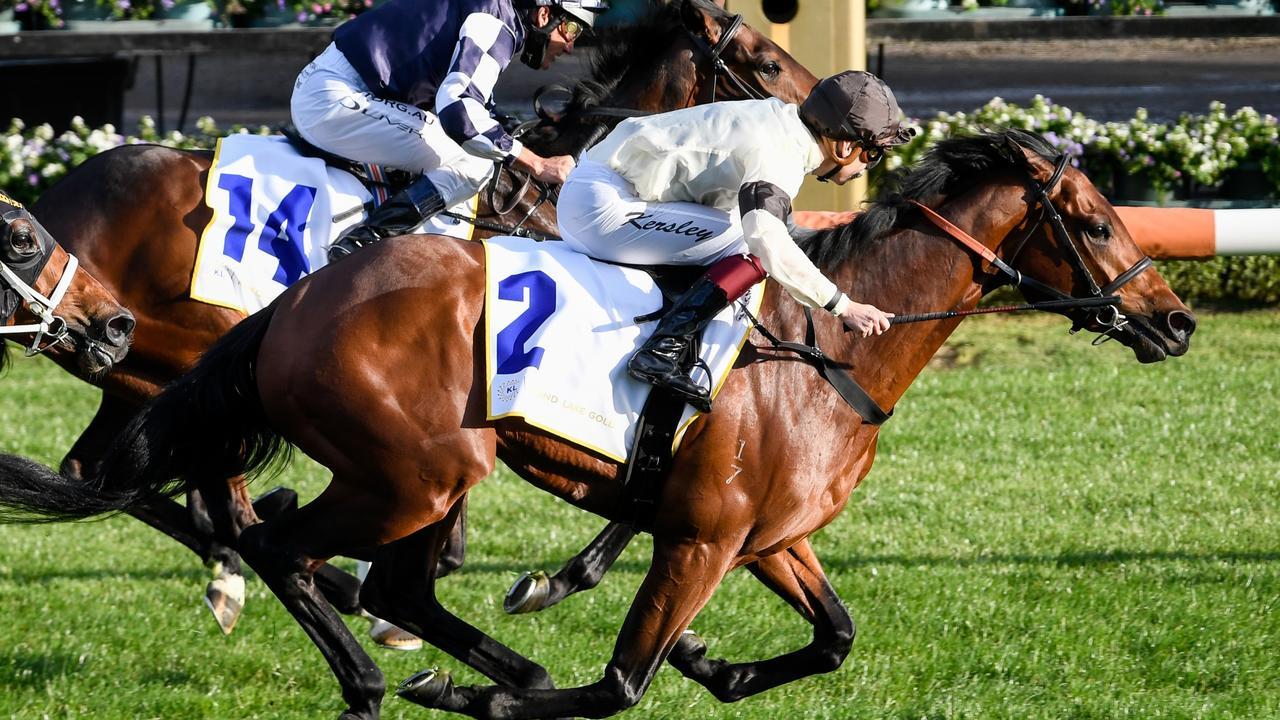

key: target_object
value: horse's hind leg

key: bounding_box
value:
[503,520,638,614]
[403,536,736,719]
[235,485,390,720]
[60,393,248,632]
[666,538,856,702]
[362,500,555,690]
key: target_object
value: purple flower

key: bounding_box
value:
[27,173,38,187]
[14,2,28,10]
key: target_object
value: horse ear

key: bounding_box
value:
[1006,136,1057,186]
[680,0,725,45]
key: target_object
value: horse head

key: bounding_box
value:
[0,194,133,376]
[677,0,818,105]
[998,132,1196,362]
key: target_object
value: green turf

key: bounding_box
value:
[0,309,1277,719]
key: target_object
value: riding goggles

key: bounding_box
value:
[860,145,885,170]
[558,16,587,42]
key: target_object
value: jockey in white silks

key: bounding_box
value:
[290,0,608,262]
[556,70,916,412]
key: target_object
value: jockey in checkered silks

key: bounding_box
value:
[291,0,608,262]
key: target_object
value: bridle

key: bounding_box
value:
[0,209,79,356]
[684,13,769,104]
[911,153,1153,345]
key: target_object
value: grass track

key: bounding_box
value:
[0,309,1277,719]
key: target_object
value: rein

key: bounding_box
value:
[907,153,1153,344]
[741,302,891,425]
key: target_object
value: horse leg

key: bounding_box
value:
[234,485,391,720]
[59,394,249,632]
[503,521,638,615]
[186,474,264,635]
[361,501,555,692]
[666,538,856,702]
[435,493,467,578]
[401,536,736,719]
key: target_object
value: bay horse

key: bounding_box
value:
[0,130,1195,718]
[0,194,132,389]
[23,0,817,632]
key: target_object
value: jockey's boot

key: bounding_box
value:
[627,275,728,413]
[327,175,447,263]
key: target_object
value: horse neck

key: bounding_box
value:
[483,37,703,235]
[808,183,1030,411]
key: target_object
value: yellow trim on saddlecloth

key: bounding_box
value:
[188,138,250,317]
[672,279,767,453]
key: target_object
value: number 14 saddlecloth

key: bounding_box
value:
[192,135,476,315]
[484,236,764,462]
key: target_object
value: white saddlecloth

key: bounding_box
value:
[485,236,764,462]
[192,134,476,314]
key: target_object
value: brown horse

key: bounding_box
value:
[0,130,1195,717]
[24,0,817,631]
[0,195,132,388]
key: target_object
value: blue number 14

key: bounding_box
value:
[217,173,317,286]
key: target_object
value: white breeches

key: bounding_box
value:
[290,43,494,207]
[556,161,748,266]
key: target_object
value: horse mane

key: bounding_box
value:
[797,128,1060,271]
[521,0,699,154]
[583,0,686,98]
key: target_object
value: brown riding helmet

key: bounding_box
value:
[799,70,916,149]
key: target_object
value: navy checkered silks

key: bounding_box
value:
[334,0,525,162]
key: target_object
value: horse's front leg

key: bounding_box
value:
[60,393,248,632]
[503,520,638,614]
[666,538,856,701]
[403,536,737,719]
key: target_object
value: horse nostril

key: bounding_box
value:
[1164,310,1196,341]
[103,311,136,346]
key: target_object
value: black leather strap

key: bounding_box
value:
[746,305,892,426]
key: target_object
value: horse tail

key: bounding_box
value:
[0,303,288,523]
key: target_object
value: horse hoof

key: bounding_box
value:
[252,485,299,519]
[368,618,423,652]
[671,629,708,664]
[203,572,245,635]
[503,570,550,614]
[397,668,453,708]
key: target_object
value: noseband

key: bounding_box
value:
[685,14,768,104]
[912,154,1153,345]
[0,210,79,356]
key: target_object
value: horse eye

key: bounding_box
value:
[759,60,781,79]
[1085,223,1111,241]
[9,229,37,256]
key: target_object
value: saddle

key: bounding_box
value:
[279,126,414,208]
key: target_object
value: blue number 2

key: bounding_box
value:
[495,270,556,374]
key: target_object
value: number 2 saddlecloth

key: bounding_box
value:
[192,135,476,314]
[484,236,764,462]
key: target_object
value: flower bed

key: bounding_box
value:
[2,0,372,28]
[0,105,1274,304]
[881,96,1280,203]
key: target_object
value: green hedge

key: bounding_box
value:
[1157,256,1280,305]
